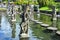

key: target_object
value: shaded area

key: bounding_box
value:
[30,22,60,40]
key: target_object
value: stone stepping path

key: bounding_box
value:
[30,19,49,27]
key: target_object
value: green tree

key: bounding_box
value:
[37,0,55,7]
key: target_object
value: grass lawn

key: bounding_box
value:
[40,7,52,11]
[39,6,58,11]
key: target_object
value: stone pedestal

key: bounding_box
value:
[20,33,29,38]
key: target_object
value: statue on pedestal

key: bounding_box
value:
[19,5,29,38]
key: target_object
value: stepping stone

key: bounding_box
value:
[33,20,38,22]
[47,27,57,31]
[56,31,60,35]
[40,23,49,27]
[31,20,38,22]
[11,19,16,22]
[36,21,43,24]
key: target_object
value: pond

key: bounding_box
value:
[0,12,60,40]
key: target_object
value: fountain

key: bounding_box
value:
[30,5,34,20]
[47,6,57,31]
[19,5,29,38]
[11,4,16,22]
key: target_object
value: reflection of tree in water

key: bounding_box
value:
[19,38,29,40]
[30,22,60,40]
[57,17,60,30]
[0,14,1,27]
[51,35,60,40]
[11,22,16,38]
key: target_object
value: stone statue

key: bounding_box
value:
[20,12,28,34]
[19,5,29,38]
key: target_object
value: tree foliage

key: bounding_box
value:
[2,0,55,6]
[37,0,55,6]
[15,0,38,5]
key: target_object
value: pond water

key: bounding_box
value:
[0,12,60,40]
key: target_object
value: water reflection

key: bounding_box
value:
[30,22,60,40]
[0,15,1,27]
[19,38,29,40]
[0,11,60,40]
[0,12,1,27]
[0,12,12,40]
[11,22,16,38]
